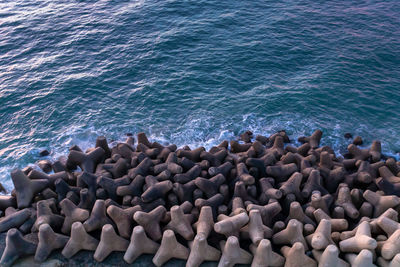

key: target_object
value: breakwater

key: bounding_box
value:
[1,0,400,195]
[0,130,400,266]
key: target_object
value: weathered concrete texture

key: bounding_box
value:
[0,233,219,267]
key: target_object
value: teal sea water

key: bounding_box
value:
[0,0,400,191]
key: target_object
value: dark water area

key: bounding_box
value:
[0,0,400,190]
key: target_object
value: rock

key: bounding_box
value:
[39,150,50,157]
[344,133,353,139]
[353,136,363,145]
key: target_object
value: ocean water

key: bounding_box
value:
[0,0,400,191]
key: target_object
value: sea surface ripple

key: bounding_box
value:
[0,0,400,190]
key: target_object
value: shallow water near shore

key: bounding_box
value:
[1,0,400,194]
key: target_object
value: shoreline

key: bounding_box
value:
[1,127,400,196]
[0,130,399,266]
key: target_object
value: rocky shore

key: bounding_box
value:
[0,130,400,266]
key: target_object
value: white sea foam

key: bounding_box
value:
[0,114,399,193]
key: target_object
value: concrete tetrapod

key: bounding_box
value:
[230,140,251,154]
[152,229,189,267]
[363,190,400,217]
[186,233,221,267]
[66,147,105,173]
[218,236,253,267]
[339,218,370,241]
[128,157,153,179]
[319,151,333,171]
[194,174,226,198]
[17,208,36,235]
[116,175,145,197]
[279,172,303,200]
[246,202,282,227]
[59,198,90,234]
[193,206,214,238]
[172,180,197,203]
[141,180,173,203]
[344,249,376,267]
[0,196,16,210]
[177,147,205,162]
[6,130,400,266]
[27,169,69,186]
[0,228,37,267]
[309,219,334,250]
[266,163,297,182]
[258,178,283,202]
[95,136,111,159]
[35,223,69,262]
[137,132,152,147]
[208,162,233,177]
[83,199,113,232]
[10,168,48,209]
[369,140,382,162]
[271,222,285,236]
[250,239,285,267]
[165,205,195,240]
[376,216,400,237]
[237,162,255,185]
[339,221,377,253]
[233,181,258,204]
[173,165,202,184]
[381,229,400,260]
[195,193,224,219]
[303,223,315,236]
[106,157,129,179]
[123,225,160,264]
[272,219,308,250]
[369,208,398,234]
[61,222,99,258]
[131,196,166,212]
[200,149,227,167]
[106,205,141,239]
[280,242,316,267]
[383,158,400,176]
[313,209,348,232]
[54,178,80,203]
[74,192,89,209]
[0,208,31,233]
[379,166,400,184]
[136,144,160,158]
[153,161,182,176]
[299,130,322,149]
[378,254,400,267]
[347,144,370,161]
[246,209,273,245]
[93,224,129,262]
[32,200,64,232]
[335,185,359,219]
[214,212,249,238]
[312,245,349,267]
[388,254,400,267]
[285,201,315,226]
[162,201,193,222]
[267,135,285,157]
[97,176,130,201]
[133,205,166,241]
